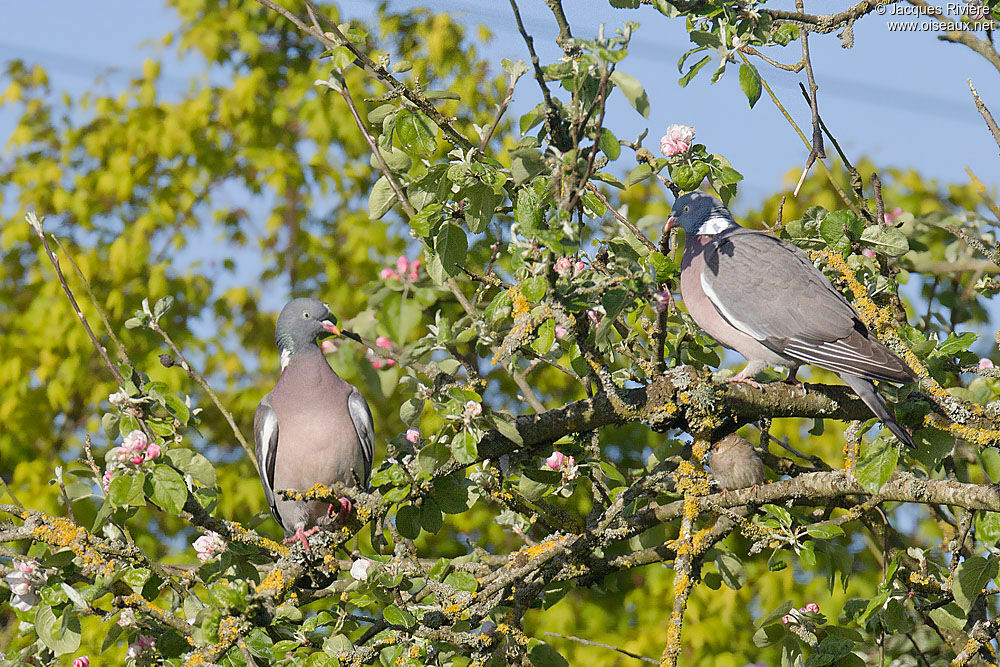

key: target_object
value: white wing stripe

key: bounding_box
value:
[260,410,278,488]
[701,271,767,340]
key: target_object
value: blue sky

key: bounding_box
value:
[2,0,997,210]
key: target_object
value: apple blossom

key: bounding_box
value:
[545,451,565,470]
[350,557,373,581]
[405,428,420,443]
[660,124,695,157]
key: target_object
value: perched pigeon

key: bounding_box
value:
[666,192,916,449]
[710,433,766,491]
[254,298,374,551]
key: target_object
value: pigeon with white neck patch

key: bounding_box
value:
[665,192,916,449]
[254,298,374,552]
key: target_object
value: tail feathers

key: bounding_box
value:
[840,374,916,449]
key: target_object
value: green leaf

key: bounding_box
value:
[166,448,216,487]
[396,504,421,539]
[533,318,556,354]
[494,418,524,446]
[527,641,568,667]
[625,163,652,188]
[521,275,546,302]
[434,475,473,513]
[461,182,499,234]
[679,55,711,87]
[399,398,424,425]
[609,71,649,117]
[444,571,478,592]
[383,604,415,628]
[599,128,621,159]
[928,602,966,631]
[855,438,899,494]
[738,62,761,108]
[860,225,909,257]
[953,555,997,611]
[715,552,746,590]
[450,431,478,464]
[368,176,397,221]
[146,464,188,515]
[420,498,443,533]
[35,605,81,655]
[109,472,146,507]
[981,447,1000,483]
[515,183,545,232]
[647,251,676,277]
[395,109,438,155]
[805,524,845,539]
[819,211,853,255]
[434,223,468,275]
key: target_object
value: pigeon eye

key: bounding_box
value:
[684,206,690,213]
[303,312,311,319]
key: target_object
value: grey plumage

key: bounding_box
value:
[710,434,766,491]
[254,298,374,549]
[667,192,916,449]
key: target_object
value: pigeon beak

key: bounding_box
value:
[320,320,341,336]
[340,329,364,344]
[664,216,678,234]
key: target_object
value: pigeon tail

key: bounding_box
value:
[840,374,915,449]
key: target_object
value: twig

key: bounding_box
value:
[584,183,658,253]
[872,173,886,229]
[509,0,568,150]
[793,2,825,198]
[54,468,76,524]
[739,54,862,218]
[27,213,126,387]
[50,235,134,368]
[481,78,517,151]
[512,368,546,413]
[332,73,416,218]
[543,631,657,664]
[969,79,1000,154]
[147,321,259,474]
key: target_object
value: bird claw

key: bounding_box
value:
[284,525,320,554]
[327,497,352,522]
[726,375,762,389]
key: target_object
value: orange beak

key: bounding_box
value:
[320,320,340,335]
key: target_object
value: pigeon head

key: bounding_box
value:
[275,298,343,359]
[665,192,737,237]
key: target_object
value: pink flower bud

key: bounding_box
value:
[781,615,794,624]
[554,257,572,275]
[804,603,819,612]
[14,561,37,575]
[375,336,393,349]
[555,325,568,340]
[320,339,337,354]
[464,401,483,418]
[405,428,420,443]
[408,260,421,279]
[126,643,142,659]
[144,444,161,460]
[660,124,695,157]
[371,359,384,370]
[138,635,155,649]
[131,455,144,465]
[884,207,904,224]
[73,658,89,667]
[861,248,877,259]
[380,268,399,280]
[102,470,113,492]
[396,256,410,275]
[574,260,586,273]
[118,608,136,627]
[122,430,148,454]
[979,358,994,370]
[545,451,565,470]
[384,359,396,367]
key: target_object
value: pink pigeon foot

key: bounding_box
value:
[327,497,353,522]
[726,375,761,389]
[283,525,320,553]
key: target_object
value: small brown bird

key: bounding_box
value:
[709,434,766,491]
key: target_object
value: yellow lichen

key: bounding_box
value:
[256,567,287,594]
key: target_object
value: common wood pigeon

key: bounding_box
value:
[254,298,375,551]
[710,433,765,491]
[666,192,916,449]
